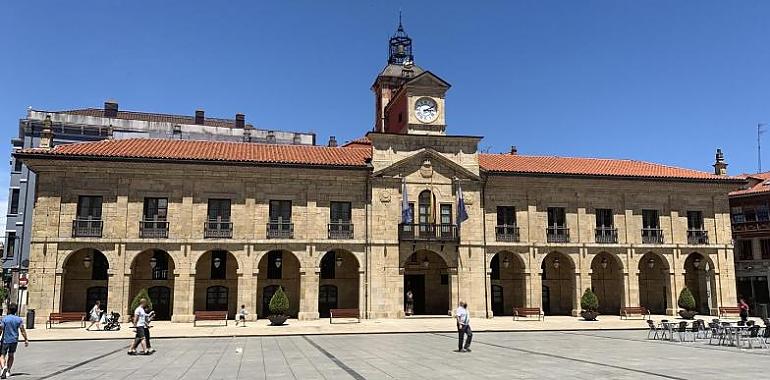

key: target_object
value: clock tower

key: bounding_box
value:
[372,19,451,135]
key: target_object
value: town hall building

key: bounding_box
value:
[18,23,743,323]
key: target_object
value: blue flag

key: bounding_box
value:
[401,178,413,224]
[456,182,469,226]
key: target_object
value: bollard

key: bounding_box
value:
[26,309,35,329]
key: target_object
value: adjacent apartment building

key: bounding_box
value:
[17,24,744,323]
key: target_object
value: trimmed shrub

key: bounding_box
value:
[130,288,153,313]
[678,287,696,311]
[269,286,290,316]
[580,288,599,312]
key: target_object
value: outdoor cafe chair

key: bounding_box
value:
[763,325,770,344]
[708,323,723,345]
[646,320,660,340]
[744,326,767,349]
[695,319,708,339]
[677,321,695,342]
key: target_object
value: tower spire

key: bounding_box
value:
[388,12,413,65]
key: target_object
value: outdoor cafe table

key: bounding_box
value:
[722,324,752,349]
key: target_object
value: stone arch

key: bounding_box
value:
[257,249,301,318]
[317,249,360,318]
[638,251,671,314]
[128,249,176,320]
[540,251,575,316]
[190,247,245,274]
[403,250,451,316]
[489,251,526,316]
[590,252,624,315]
[61,248,110,313]
[194,249,239,317]
[684,252,717,314]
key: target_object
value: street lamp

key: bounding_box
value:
[600,257,608,269]
[274,256,282,268]
[647,258,655,269]
[693,257,702,269]
[83,254,92,269]
[553,257,560,269]
[335,255,343,267]
[149,256,157,270]
[213,257,222,269]
[503,256,510,269]
[422,256,430,268]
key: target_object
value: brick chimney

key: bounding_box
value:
[713,148,728,175]
[104,100,118,118]
[328,136,338,147]
[234,113,245,128]
[194,110,205,125]
[510,146,518,155]
[39,114,54,149]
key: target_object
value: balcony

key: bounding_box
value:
[267,221,294,239]
[595,227,618,244]
[204,221,233,239]
[328,222,354,239]
[732,220,770,237]
[546,226,570,243]
[495,225,520,242]
[140,220,169,238]
[151,269,169,280]
[687,229,709,245]
[72,219,103,238]
[641,228,664,244]
[399,223,458,241]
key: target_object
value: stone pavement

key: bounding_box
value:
[13,330,770,379]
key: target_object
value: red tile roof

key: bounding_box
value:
[729,171,770,196]
[18,139,370,168]
[55,108,251,129]
[341,137,372,148]
[479,153,741,181]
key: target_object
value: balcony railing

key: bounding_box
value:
[267,221,294,239]
[495,225,520,242]
[140,220,169,238]
[204,221,233,239]
[72,219,103,238]
[595,227,618,244]
[328,221,354,239]
[546,226,570,243]
[399,223,458,241]
[641,228,664,244]
[687,229,709,245]
[151,269,169,280]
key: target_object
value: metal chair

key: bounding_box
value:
[744,326,767,349]
[646,320,660,340]
[677,321,694,342]
[707,322,723,345]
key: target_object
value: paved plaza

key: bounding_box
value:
[14,330,770,379]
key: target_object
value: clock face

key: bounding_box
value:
[414,97,438,123]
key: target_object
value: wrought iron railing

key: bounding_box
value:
[641,228,664,244]
[495,225,520,242]
[267,221,294,239]
[140,220,169,238]
[687,229,709,245]
[595,227,618,243]
[546,226,570,243]
[398,223,458,241]
[328,222,354,239]
[204,221,233,239]
[72,219,103,237]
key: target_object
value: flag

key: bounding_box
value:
[456,182,469,226]
[401,178,413,224]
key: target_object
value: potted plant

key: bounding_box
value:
[678,287,697,319]
[129,288,153,313]
[580,288,599,321]
[268,286,290,326]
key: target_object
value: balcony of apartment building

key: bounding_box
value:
[641,209,664,244]
[495,224,520,242]
[267,218,293,239]
[204,220,233,239]
[328,221,354,239]
[546,207,569,243]
[687,229,709,245]
[594,227,618,244]
[140,219,169,239]
[71,219,103,238]
[398,223,458,241]
[72,196,104,238]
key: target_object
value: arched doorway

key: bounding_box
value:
[129,249,175,320]
[403,250,450,316]
[62,248,109,313]
[638,252,669,314]
[590,252,623,315]
[489,252,525,316]
[194,250,239,318]
[541,252,575,315]
[318,249,359,318]
[257,250,300,317]
[684,252,717,315]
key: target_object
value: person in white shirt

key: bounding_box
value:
[86,300,103,331]
[455,301,472,352]
[127,298,149,355]
[235,305,249,327]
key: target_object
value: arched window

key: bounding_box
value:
[418,190,433,225]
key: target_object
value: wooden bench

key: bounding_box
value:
[718,307,742,319]
[193,311,228,327]
[620,307,650,320]
[329,308,360,324]
[512,307,544,321]
[46,312,86,329]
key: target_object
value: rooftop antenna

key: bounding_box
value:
[759,123,767,173]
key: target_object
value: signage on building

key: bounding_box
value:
[18,275,28,287]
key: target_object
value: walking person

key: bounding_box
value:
[455,301,472,352]
[143,305,155,354]
[405,290,414,316]
[235,305,248,327]
[739,297,750,323]
[127,298,149,355]
[0,303,29,379]
[86,300,103,331]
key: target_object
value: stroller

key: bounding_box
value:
[103,312,121,331]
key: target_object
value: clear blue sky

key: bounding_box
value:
[1,1,769,177]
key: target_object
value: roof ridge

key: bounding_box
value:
[479,152,710,174]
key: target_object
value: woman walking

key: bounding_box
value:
[739,297,750,323]
[86,300,103,331]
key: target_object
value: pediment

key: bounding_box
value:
[372,148,480,181]
[405,71,451,90]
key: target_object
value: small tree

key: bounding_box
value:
[130,288,153,313]
[581,288,599,312]
[269,287,290,316]
[678,287,696,311]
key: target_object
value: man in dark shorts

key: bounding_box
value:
[128,298,149,355]
[0,303,29,379]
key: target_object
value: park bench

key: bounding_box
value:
[718,306,742,319]
[193,311,228,327]
[512,307,544,321]
[46,312,86,329]
[329,308,360,324]
[620,307,650,320]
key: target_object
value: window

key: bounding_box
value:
[9,189,19,215]
[642,209,660,229]
[744,208,757,222]
[13,159,22,173]
[595,209,613,228]
[490,255,500,280]
[762,240,770,260]
[440,204,452,225]
[210,250,227,280]
[738,240,754,261]
[497,206,516,226]
[151,250,169,280]
[207,199,231,221]
[758,205,770,222]
[205,286,228,311]
[267,250,282,279]
[320,252,336,279]
[269,200,292,222]
[687,211,704,230]
[418,191,433,224]
[547,207,566,227]
[330,202,351,223]
[143,198,168,220]
[732,207,745,223]
[77,196,103,219]
[5,232,15,258]
[92,253,109,281]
